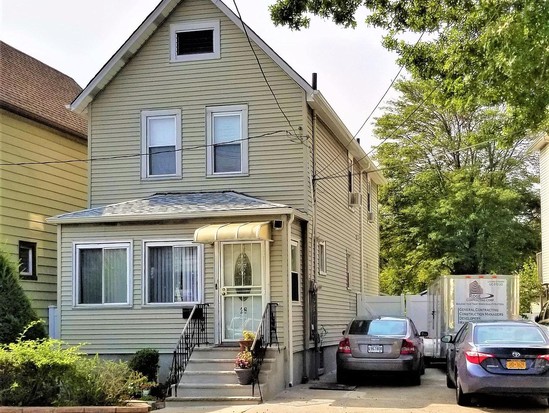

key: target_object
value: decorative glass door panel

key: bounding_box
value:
[221,242,263,341]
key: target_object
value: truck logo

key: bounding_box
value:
[468,281,494,300]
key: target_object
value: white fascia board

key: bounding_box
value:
[307,91,387,185]
[46,207,304,225]
[70,0,178,113]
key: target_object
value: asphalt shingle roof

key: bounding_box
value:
[50,192,289,222]
[0,41,87,138]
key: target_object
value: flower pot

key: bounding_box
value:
[239,339,253,351]
[234,367,253,385]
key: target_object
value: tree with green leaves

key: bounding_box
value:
[374,78,539,294]
[270,0,549,133]
[0,248,47,343]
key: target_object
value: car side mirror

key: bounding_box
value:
[441,334,454,343]
[535,315,540,322]
[420,331,428,337]
[342,330,346,335]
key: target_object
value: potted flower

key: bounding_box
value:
[239,330,255,351]
[234,349,253,385]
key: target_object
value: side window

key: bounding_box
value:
[455,324,469,344]
[318,240,327,275]
[291,241,300,302]
[19,241,37,280]
[206,105,248,176]
[141,109,181,179]
[74,242,131,306]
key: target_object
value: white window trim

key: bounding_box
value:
[318,240,327,276]
[73,241,133,308]
[140,109,182,180]
[143,240,204,306]
[170,20,220,63]
[206,104,249,177]
[291,240,301,304]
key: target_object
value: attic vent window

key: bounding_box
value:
[170,20,220,62]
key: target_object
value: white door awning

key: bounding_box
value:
[194,222,271,243]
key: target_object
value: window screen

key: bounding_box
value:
[176,30,214,55]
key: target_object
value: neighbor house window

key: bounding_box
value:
[348,153,354,193]
[346,252,352,289]
[145,242,202,305]
[141,109,181,179]
[170,20,220,62]
[19,241,36,280]
[74,243,131,306]
[206,105,248,176]
[291,241,300,302]
[318,241,327,275]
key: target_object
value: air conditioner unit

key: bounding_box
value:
[348,192,361,206]
[367,211,375,222]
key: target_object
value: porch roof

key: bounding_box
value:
[194,222,271,243]
[47,191,293,224]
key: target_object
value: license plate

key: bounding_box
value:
[367,345,383,353]
[506,359,526,370]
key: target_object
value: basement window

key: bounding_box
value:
[170,20,220,62]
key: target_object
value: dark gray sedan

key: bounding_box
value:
[443,320,549,407]
[336,316,427,385]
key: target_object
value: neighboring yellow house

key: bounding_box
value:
[0,41,87,332]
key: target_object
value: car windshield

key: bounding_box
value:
[348,319,407,336]
[474,325,547,345]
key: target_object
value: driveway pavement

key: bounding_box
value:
[161,367,549,413]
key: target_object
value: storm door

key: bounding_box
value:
[220,242,265,342]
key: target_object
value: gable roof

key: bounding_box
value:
[69,0,385,184]
[0,41,87,139]
[47,191,293,224]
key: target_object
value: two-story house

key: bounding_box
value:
[48,0,384,403]
[0,41,87,332]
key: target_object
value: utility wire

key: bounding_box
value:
[315,31,425,178]
[232,0,300,140]
[0,130,299,167]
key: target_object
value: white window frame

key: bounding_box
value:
[291,240,301,303]
[73,241,132,307]
[141,109,182,180]
[318,240,327,276]
[19,240,37,280]
[143,240,204,306]
[170,20,220,63]
[206,105,249,176]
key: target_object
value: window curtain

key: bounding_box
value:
[104,248,127,303]
[149,246,173,303]
[176,246,198,302]
[79,249,102,304]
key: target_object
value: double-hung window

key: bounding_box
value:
[141,109,181,179]
[145,241,203,305]
[74,242,131,306]
[206,105,248,176]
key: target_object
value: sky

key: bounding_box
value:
[0,0,405,150]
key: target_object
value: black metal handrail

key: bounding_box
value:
[167,303,210,396]
[250,302,279,400]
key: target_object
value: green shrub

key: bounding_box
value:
[0,335,152,406]
[128,348,159,382]
[0,249,47,344]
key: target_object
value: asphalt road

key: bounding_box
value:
[163,366,549,413]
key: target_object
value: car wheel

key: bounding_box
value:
[409,369,421,386]
[336,368,349,384]
[455,375,472,406]
[446,370,455,389]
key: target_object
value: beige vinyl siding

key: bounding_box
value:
[59,215,286,354]
[0,110,87,325]
[313,117,363,347]
[89,0,307,209]
[291,220,304,352]
[540,146,549,284]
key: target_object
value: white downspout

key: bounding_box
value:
[286,212,295,387]
[360,171,364,294]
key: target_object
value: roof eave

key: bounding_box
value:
[529,134,549,152]
[47,206,302,225]
[307,91,387,185]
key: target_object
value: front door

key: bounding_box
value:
[220,242,266,342]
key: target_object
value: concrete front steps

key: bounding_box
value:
[166,346,281,407]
